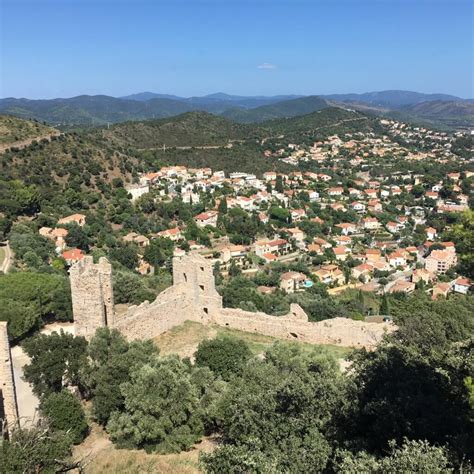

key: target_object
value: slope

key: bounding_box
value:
[222,96,329,123]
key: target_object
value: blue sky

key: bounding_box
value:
[1,0,472,98]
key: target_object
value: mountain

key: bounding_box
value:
[221,96,330,123]
[394,100,474,129]
[324,90,462,108]
[121,92,184,101]
[0,90,470,130]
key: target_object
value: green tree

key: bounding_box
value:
[195,337,252,381]
[0,425,74,474]
[40,390,88,444]
[83,327,159,425]
[22,331,88,397]
[106,356,204,453]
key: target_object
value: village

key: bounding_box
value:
[38,118,473,305]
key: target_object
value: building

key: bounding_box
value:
[453,277,471,294]
[279,272,307,293]
[425,249,457,274]
[58,213,86,227]
[194,211,218,228]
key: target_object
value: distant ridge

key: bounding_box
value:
[0,90,471,129]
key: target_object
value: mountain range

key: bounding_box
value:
[0,90,472,130]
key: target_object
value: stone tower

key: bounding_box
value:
[0,322,19,438]
[173,253,222,319]
[70,256,115,339]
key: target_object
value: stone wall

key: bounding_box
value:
[70,257,114,339]
[0,322,19,437]
[70,253,395,348]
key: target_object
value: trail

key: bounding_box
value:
[0,131,62,153]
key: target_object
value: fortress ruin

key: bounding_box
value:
[0,253,394,433]
[69,253,395,348]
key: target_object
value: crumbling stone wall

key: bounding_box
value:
[69,257,114,339]
[71,253,394,348]
[0,322,19,437]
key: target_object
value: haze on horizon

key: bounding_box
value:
[1,0,473,100]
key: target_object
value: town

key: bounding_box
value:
[38,117,472,306]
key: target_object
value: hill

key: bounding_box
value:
[0,115,59,151]
[99,111,260,148]
[324,90,462,108]
[221,96,329,123]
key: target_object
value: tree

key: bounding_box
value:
[0,425,74,474]
[211,343,346,472]
[83,327,159,425]
[334,439,453,473]
[380,294,390,315]
[217,197,228,215]
[22,331,88,397]
[106,356,204,453]
[109,243,139,270]
[64,223,90,251]
[195,337,252,381]
[143,237,174,267]
[40,390,88,444]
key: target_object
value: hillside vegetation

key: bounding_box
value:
[0,115,57,148]
[221,95,329,123]
[99,111,260,148]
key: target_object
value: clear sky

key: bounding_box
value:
[1,0,472,99]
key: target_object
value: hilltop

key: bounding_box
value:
[221,96,329,123]
[98,111,260,149]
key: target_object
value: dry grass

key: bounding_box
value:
[154,320,352,360]
[74,420,216,474]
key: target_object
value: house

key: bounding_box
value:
[58,213,86,227]
[279,272,307,293]
[425,249,457,274]
[386,221,400,234]
[388,280,415,294]
[350,201,366,213]
[62,248,85,265]
[156,227,182,241]
[335,222,357,235]
[307,243,323,255]
[412,268,435,284]
[352,263,373,282]
[328,186,344,197]
[425,191,439,201]
[362,217,381,230]
[425,227,437,241]
[291,209,306,222]
[220,245,248,264]
[261,252,278,263]
[39,227,68,250]
[314,264,345,285]
[285,228,306,248]
[125,184,149,202]
[388,250,407,268]
[364,249,382,262]
[365,189,378,199]
[194,211,218,228]
[308,190,320,202]
[368,199,383,213]
[333,246,350,261]
[123,232,150,247]
[453,277,471,294]
[432,282,451,300]
[254,238,290,257]
[263,172,277,181]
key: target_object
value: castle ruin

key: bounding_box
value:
[69,253,395,348]
[0,322,19,438]
[69,256,114,339]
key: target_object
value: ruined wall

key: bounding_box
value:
[0,322,19,437]
[70,257,114,339]
[212,305,393,349]
[71,253,394,348]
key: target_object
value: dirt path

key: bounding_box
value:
[0,131,61,153]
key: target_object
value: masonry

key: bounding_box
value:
[69,253,395,348]
[0,322,19,438]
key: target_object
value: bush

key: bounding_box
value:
[40,391,88,444]
[195,337,252,381]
